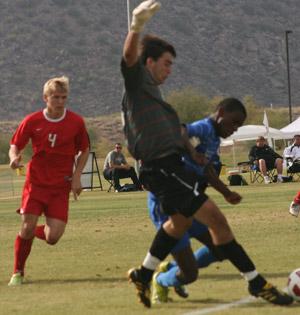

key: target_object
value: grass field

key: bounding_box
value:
[1,166,300,315]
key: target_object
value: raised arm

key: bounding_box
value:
[123,0,161,67]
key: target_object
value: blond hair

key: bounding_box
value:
[43,76,69,96]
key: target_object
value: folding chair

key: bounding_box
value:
[106,178,114,192]
[249,163,276,184]
[286,158,300,181]
[103,173,132,192]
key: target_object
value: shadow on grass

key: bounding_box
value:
[25,271,290,285]
[24,276,125,285]
[198,272,291,281]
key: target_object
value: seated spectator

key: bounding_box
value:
[248,136,283,184]
[283,134,300,173]
[103,143,142,191]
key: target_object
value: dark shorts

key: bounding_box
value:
[140,154,208,217]
[265,158,276,170]
[288,160,300,173]
[253,158,276,171]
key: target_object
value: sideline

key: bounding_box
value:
[0,195,21,200]
[182,296,256,315]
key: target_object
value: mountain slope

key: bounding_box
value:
[0,0,299,119]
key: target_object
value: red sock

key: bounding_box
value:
[13,235,33,276]
[35,225,46,240]
[294,191,300,204]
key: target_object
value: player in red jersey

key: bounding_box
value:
[8,76,90,285]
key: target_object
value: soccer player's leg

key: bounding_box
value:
[9,182,45,286]
[44,189,68,245]
[9,213,39,286]
[155,221,222,301]
[152,234,196,304]
[128,215,189,308]
[290,191,300,217]
[193,198,293,306]
[34,225,46,240]
[158,223,222,300]
[128,160,208,307]
[189,222,223,268]
[44,218,66,245]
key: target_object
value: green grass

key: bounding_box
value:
[1,167,300,314]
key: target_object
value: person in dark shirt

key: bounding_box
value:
[248,136,283,184]
[122,0,292,308]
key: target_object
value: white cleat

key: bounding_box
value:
[289,201,300,217]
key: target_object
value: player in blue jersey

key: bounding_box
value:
[149,97,247,303]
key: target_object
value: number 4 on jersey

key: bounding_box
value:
[48,134,57,147]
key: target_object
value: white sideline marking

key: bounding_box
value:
[182,296,256,315]
[0,195,21,200]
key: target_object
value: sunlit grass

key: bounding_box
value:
[0,167,300,314]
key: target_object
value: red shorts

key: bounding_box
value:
[19,181,70,223]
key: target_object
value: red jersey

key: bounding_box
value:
[11,109,89,188]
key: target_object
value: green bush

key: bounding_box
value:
[166,87,210,123]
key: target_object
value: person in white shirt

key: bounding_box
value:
[283,135,300,173]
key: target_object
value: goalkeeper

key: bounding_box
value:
[122,0,293,308]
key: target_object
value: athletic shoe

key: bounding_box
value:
[8,272,23,286]
[156,261,189,299]
[156,261,168,272]
[277,176,284,183]
[289,201,300,217]
[249,282,293,305]
[128,268,151,308]
[264,176,271,184]
[174,285,189,298]
[151,272,169,304]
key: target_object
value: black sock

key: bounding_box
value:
[149,227,179,260]
[140,228,179,283]
[217,239,255,272]
[140,266,155,283]
[217,240,268,290]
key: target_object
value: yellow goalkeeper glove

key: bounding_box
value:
[130,0,161,33]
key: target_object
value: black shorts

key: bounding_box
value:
[265,158,276,170]
[140,154,208,217]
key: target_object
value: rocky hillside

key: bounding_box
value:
[0,0,300,120]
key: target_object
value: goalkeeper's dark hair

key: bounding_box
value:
[216,98,247,118]
[140,34,176,65]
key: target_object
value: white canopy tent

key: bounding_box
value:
[221,125,285,166]
[221,111,294,167]
[222,124,284,143]
[280,117,300,138]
